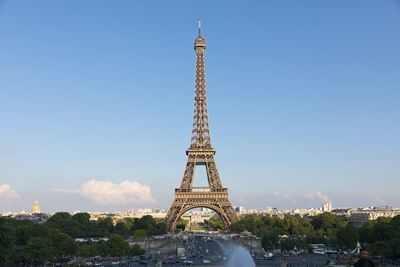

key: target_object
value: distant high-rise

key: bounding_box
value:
[32,199,41,214]
[235,206,246,213]
[322,202,332,213]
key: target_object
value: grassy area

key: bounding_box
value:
[189,223,208,232]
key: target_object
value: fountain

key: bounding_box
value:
[227,246,256,267]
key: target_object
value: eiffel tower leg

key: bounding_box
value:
[221,202,240,226]
[205,156,222,189]
[164,205,185,231]
[180,161,195,189]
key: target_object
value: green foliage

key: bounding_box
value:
[261,229,279,250]
[97,217,114,235]
[311,212,348,238]
[129,244,145,256]
[0,218,16,266]
[71,212,91,224]
[47,212,108,238]
[48,212,71,221]
[230,214,314,237]
[131,215,167,236]
[21,237,54,265]
[0,213,164,264]
[113,219,133,238]
[206,216,225,230]
[133,229,147,240]
[230,214,316,252]
[99,235,130,257]
[280,237,308,251]
[47,212,81,237]
[77,238,143,258]
[336,224,359,249]
[360,215,400,258]
[176,219,188,232]
[49,229,78,258]
[230,214,400,258]
[78,243,97,257]
[16,223,49,246]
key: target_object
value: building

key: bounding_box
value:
[349,213,371,228]
[349,206,400,227]
[322,202,332,213]
[235,206,246,214]
[32,199,41,214]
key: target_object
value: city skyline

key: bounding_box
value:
[1,1,400,212]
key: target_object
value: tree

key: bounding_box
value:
[16,223,49,246]
[47,212,81,238]
[311,213,347,238]
[72,213,102,237]
[230,221,245,233]
[47,212,71,222]
[206,217,224,230]
[97,217,114,235]
[49,229,78,258]
[261,229,279,250]
[336,224,359,249]
[176,219,188,232]
[21,237,54,266]
[131,216,166,235]
[368,241,392,258]
[132,215,155,231]
[113,221,129,238]
[100,235,130,257]
[133,229,147,240]
[71,213,91,225]
[0,218,15,267]
[78,244,97,257]
[129,244,145,256]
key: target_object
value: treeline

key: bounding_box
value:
[0,213,167,266]
[229,213,400,259]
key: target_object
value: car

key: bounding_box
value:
[203,259,211,264]
[183,260,193,265]
[264,252,273,259]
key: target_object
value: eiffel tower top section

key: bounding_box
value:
[189,20,213,152]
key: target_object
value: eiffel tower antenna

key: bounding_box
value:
[198,19,202,36]
[164,21,239,232]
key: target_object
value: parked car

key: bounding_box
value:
[183,260,193,266]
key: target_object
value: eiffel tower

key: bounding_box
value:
[164,21,239,231]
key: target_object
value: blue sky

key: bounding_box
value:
[0,1,399,212]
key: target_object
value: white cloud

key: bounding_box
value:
[273,191,296,204]
[51,179,155,205]
[0,184,21,200]
[304,191,331,203]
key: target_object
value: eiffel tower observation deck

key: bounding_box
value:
[164,21,239,231]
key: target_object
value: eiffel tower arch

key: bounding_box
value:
[164,21,239,231]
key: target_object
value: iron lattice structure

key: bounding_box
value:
[164,22,239,231]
